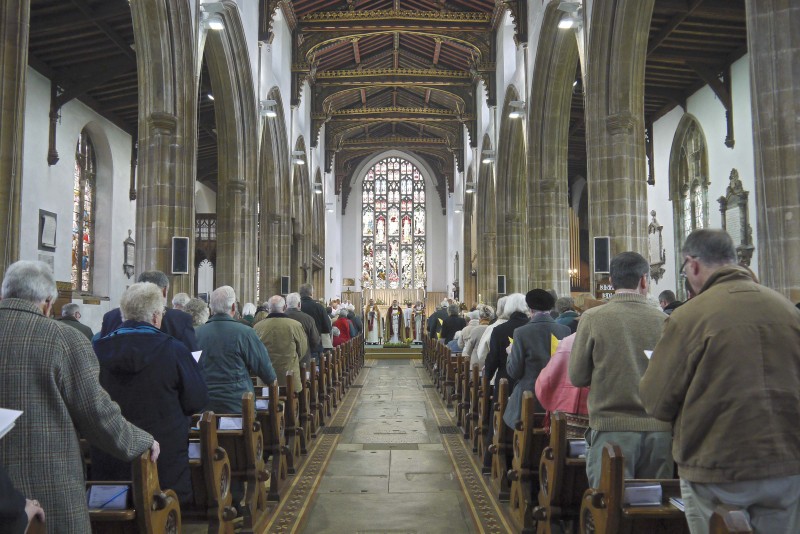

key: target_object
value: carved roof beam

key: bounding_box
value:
[314,68,472,86]
[352,37,362,65]
[432,37,442,65]
[393,32,400,68]
[298,9,493,32]
[648,0,707,56]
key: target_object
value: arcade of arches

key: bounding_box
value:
[1,1,800,532]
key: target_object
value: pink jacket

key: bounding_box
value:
[535,333,589,416]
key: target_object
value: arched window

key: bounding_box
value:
[72,129,96,292]
[362,157,426,289]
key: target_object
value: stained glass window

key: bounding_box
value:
[72,130,95,293]
[362,157,426,289]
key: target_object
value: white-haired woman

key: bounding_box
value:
[91,282,208,505]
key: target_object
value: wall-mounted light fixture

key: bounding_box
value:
[465,181,475,194]
[292,150,306,165]
[329,267,333,284]
[557,1,583,30]
[259,99,277,118]
[206,93,215,101]
[508,100,526,119]
[201,2,225,30]
[481,150,495,164]
[314,181,323,194]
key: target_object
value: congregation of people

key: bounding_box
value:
[424,229,800,534]
[1,228,799,533]
[0,267,335,532]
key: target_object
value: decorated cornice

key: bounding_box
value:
[318,106,469,118]
[315,67,471,81]
[342,137,448,146]
[301,9,492,23]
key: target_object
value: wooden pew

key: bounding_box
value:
[488,378,512,501]
[186,412,237,533]
[579,443,689,534]
[319,352,333,418]
[710,505,753,534]
[455,356,470,430]
[533,411,589,534]
[507,391,548,533]
[463,364,480,443]
[87,452,181,534]
[255,380,287,502]
[306,362,321,437]
[279,371,303,475]
[475,372,492,464]
[213,393,270,533]
[297,365,312,455]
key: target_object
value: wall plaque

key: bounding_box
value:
[718,169,754,266]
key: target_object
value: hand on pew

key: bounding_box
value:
[149,440,161,462]
[25,498,46,527]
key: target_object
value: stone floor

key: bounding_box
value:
[300,359,479,534]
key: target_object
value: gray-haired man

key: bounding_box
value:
[58,302,93,340]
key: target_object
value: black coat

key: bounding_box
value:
[0,465,26,534]
[101,307,199,351]
[90,321,208,504]
[440,315,467,343]
[427,308,449,338]
[484,311,530,387]
[300,297,332,354]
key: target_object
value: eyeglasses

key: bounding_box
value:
[680,256,697,279]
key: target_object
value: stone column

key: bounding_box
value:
[504,214,528,293]
[745,1,800,298]
[216,178,256,302]
[477,232,497,305]
[259,211,283,298]
[0,0,28,277]
[528,179,570,297]
[584,0,654,290]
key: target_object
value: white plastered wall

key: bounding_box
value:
[20,68,136,333]
[647,55,757,297]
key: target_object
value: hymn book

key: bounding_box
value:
[0,408,23,440]
[87,485,129,510]
[623,482,663,506]
[219,417,243,430]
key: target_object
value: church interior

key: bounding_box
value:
[1,0,799,532]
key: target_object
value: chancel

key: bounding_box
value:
[1,1,799,533]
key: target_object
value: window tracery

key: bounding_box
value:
[72,129,95,293]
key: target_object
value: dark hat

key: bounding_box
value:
[526,289,555,311]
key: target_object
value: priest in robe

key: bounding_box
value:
[412,301,425,343]
[364,300,381,344]
[384,300,404,343]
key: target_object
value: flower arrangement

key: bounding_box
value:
[383,342,411,348]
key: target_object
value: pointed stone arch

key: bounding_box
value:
[311,167,326,292]
[130,0,196,295]
[584,0,655,288]
[463,166,477,306]
[201,1,259,302]
[526,2,580,297]
[496,85,528,293]
[477,134,497,305]
[259,87,291,298]
[290,136,312,288]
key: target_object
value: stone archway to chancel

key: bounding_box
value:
[259,87,291,299]
[496,85,528,294]
[526,1,581,297]
[584,0,656,291]
[201,2,259,304]
[476,134,498,306]
[129,0,197,295]
[290,136,312,293]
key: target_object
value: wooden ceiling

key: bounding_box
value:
[26,1,747,207]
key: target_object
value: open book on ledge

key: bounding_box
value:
[0,408,23,440]
[623,482,663,506]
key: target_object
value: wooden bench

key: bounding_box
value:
[186,411,237,533]
[87,452,181,534]
[580,443,689,534]
[488,378,512,501]
[297,365,312,455]
[254,380,287,502]
[710,505,753,534]
[319,352,333,418]
[213,392,270,533]
[279,371,303,475]
[533,411,589,534]
[507,391,548,533]
[475,372,493,464]
[305,362,321,438]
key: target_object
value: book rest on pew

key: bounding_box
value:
[254,380,288,502]
[579,443,689,534]
[86,451,181,534]
[489,378,512,501]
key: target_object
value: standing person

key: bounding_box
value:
[641,229,800,534]
[472,296,508,369]
[403,303,413,340]
[657,290,682,315]
[569,252,671,488]
[57,302,94,340]
[332,308,352,345]
[0,261,158,532]
[504,290,571,429]
[384,299,404,343]
[101,270,198,351]
[439,303,467,344]
[171,292,190,310]
[195,286,277,413]
[285,292,320,366]
[484,293,529,387]
[254,296,308,393]
[364,300,382,344]
[91,282,208,504]
[412,300,425,343]
[426,299,449,339]
[299,283,332,360]
[554,297,580,333]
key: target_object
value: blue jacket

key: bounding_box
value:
[195,314,277,413]
[91,321,208,503]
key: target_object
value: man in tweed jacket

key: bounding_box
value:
[0,261,158,532]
